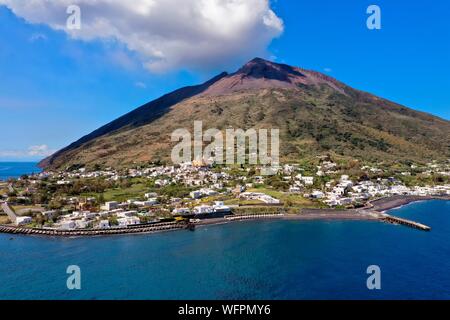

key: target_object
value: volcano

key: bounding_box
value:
[40,58,450,170]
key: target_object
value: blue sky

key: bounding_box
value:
[0,0,449,161]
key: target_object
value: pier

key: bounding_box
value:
[382,215,431,231]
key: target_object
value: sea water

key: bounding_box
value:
[0,162,41,181]
[0,200,449,299]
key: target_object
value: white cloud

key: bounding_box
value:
[0,0,284,72]
[29,33,48,42]
[134,81,147,89]
[27,145,56,157]
[324,68,332,73]
[0,145,56,158]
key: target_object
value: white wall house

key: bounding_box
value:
[101,201,118,211]
[301,177,314,185]
[144,192,158,199]
[75,220,89,229]
[117,216,140,227]
[311,190,324,199]
[117,210,138,218]
[132,199,158,207]
[98,220,110,229]
[212,201,231,213]
[15,216,32,226]
[193,205,213,215]
[58,220,76,230]
[172,208,191,215]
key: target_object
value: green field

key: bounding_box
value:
[81,182,149,202]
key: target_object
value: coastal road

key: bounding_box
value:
[1,202,17,223]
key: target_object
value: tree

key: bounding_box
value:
[35,213,46,226]
[108,216,118,226]
[48,199,63,210]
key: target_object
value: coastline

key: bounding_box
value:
[195,211,379,227]
[365,195,450,213]
[1,195,448,237]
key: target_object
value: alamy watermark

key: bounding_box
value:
[366,265,381,290]
[66,5,81,30]
[171,121,279,174]
[367,5,382,30]
[66,265,81,290]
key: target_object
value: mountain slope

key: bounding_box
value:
[40,58,450,170]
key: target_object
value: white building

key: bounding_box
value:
[117,210,137,218]
[212,201,231,213]
[172,208,191,215]
[239,192,280,204]
[75,220,90,229]
[311,190,324,199]
[301,176,314,186]
[193,205,213,215]
[132,199,158,207]
[101,201,119,211]
[15,216,32,226]
[83,212,97,220]
[117,216,140,227]
[144,192,158,199]
[56,180,71,185]
[58,220,76,230]
[98,220,110,229]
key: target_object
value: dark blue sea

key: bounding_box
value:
[0,162,41,180]
[0,200,449,299]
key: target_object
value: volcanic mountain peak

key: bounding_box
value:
[235,57,305,81]
[202,57,346,96]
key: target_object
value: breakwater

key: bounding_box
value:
[225,213,285,221]
[0,221,192,237]
[381,215,431,231]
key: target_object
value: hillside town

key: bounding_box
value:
[1,158,449,230]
